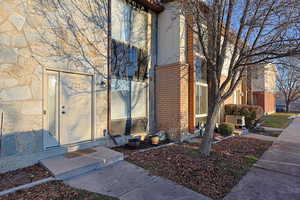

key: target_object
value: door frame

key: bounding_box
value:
[43,67,96,150]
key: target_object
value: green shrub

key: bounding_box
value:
[224,104,263,128]
[219,123,235,136]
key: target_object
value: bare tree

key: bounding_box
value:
[28,0,109,77]
[277,58,300,112]
[179,0,300,155]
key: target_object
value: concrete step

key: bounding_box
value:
[40,146,123,180]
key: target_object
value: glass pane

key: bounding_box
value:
[200,86,208,115]
[131,81,147,118]
[111,79,130,120]
[111,0,147,48]
[47,73,59,147]
[131,9,147,49]
[112,40,148,81]
[195,56,207,82]
[196,85,200,115]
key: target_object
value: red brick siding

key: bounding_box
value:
[156,63,189,140]
[186,15,195,133]
[253,91,276,114]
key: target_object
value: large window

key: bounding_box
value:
[111,40,148,81]
[195,56,208,128]
[111,0,150,135]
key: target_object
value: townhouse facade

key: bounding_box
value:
[0,0,248,172]
[249,64,277,114]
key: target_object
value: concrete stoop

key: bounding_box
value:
[40,146,124,180]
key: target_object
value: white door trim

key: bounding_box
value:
[43,68,96,149]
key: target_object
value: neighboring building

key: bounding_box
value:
[277,96,300,112]
[156,0,248,136]
[249,64,277,114]
[0,0,268,172]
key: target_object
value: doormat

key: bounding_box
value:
[64,148,97,159]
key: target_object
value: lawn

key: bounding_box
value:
[261,112,298,129]
[0,181,119,200]
[124,137,272,200]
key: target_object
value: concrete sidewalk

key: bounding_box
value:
[225,118,300,200]
[67,161,211,200]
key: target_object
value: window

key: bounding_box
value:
[196,83,208,116]
[111,0,151,134]
[111,0,148,49]
[195,56,208,127]
[111,39,148,81]
[195,56,207,82]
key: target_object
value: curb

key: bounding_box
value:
[138,142,177,153]
[123,142,177,159]
[0,177,56,196]
[212,135,236,144]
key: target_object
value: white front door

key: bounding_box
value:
[44,70,93,148]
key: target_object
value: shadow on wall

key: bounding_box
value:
[0,129,46,158]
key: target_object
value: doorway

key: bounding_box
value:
[44,70,93,148]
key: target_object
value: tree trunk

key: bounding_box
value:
[285,102,290,112]
[201,102,220,156]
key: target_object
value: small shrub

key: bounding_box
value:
[224,104,263,128]
[219,123,235,136]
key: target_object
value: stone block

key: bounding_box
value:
[21,101,42,115]
[31,78,42,99]
[0,86,32,101]
[3,1,17,13]
[23,28,41,43]
[0,48,18,64]
[9,13,26,31]
[1,134,17,157]
[0,33,10,46]
[0,64,14,71]
[12,35,27,47]
[18,47,32,58]
[0,78,18,89]
[0,21,15,32]
[15,130,43,154]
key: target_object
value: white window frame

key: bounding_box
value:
[195,81,208,118]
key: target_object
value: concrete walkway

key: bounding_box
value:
[260,126,284,132]
[41,145,210,200]
[243,133,278,142]
[225,118,300,200]
[67,161,211,200]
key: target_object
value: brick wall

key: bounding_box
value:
[253,91,276,114]
[156,63,189,140]
[186,15,195,133]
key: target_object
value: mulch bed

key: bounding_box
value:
[0,163,52,192]
[113,139,172,156]
[0,180,119,200]
[125,137,272,200]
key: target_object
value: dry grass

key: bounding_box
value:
[261,112,298,129]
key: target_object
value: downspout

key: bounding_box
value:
[107,0,118,145]
[153,13,159,133]
[0,112,3,157]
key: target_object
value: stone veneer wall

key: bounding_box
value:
[0,0,108,160]
[155,62,189,140]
